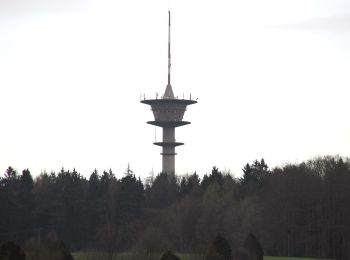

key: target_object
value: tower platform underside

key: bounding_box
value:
[153,141,184,147]
[147,121,190,127]
[141,99,197,106]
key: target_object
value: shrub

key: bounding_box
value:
[206,234,232,260]
[0,241,26,260]
[24,232,73,260]
[243,233,263,260]
[160,250,181,260]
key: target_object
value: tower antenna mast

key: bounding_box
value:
[141,10,197,175]
[168,10,171,87]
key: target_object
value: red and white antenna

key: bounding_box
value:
[168,10,171,86]
[164,10,174,99]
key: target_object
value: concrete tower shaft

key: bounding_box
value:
[161,127,176,174]
[141,98,196,174]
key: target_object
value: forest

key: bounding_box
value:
[0,156,349,259]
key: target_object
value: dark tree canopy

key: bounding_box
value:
[243,233,263,260]
[241,159,270,195]
[0,156,349,259]
[160,250,181,260]
[0,241,26,260]
[212,234,232,260]
[24,232,74,260]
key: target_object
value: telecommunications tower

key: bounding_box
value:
[141,11,197,174]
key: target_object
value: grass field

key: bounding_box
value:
[73,252,329,260]
[264,257,328,260]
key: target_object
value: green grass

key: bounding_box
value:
[264,257,328,260]
[73,252,160,260]
[73,252,125,260]
[73,252,330,260]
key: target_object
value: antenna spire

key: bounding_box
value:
[164,10,174,99]
[168,10,171,86]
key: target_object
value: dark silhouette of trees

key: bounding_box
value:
[136,226,170,260]
[19,169,35,230]
[145,172,179,208]
[84,169,102,247]
[179,172,200,197]
[24,232,74,260]
[95,169,119,256]
[0,168,36,242]
[241,159,270,195]
[51,168,87,250]
[117,173,143,224]
[212,234,232,260]
[0,156,349,259]
[201,167,224,191]
[243,233,263,260]
[160,250,181,260]
[0,241,26,260]
[115,171,144,249]
[321,157,350,260]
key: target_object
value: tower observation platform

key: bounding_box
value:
[141,11,197,174]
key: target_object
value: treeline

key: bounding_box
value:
[0,156,349,259]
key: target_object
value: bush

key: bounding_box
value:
[24,232,73,260]
[206,234,232,260]
[160,250,181,260]
[243,233,263,260]
[0,241,26,260]
[213,234,232,260]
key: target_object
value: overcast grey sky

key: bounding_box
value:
[1,0,350,179]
